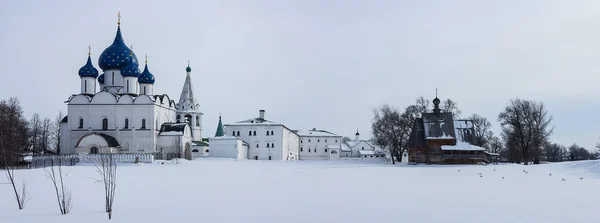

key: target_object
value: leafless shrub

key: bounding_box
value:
[44,160,72,214]
[93,154,117,219]
[18,181,32,208]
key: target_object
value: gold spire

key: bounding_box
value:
[88,45,91,56]
[188,60,190,66]
[145,54,148,64]
[117,11,121,26]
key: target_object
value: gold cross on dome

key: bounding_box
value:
[88,45,91,56]
[118,11,121,26]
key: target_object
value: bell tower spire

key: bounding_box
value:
[177,61,203,141]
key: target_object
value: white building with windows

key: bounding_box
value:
[58,16,203,160]
[340,130,384,160]
[222,110,300,160]
[296,128,343,160]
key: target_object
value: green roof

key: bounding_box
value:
[215,116,225,137]
[192,141,209,146]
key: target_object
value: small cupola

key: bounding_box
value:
[78,47,99,78]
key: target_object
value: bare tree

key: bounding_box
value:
[415,96,430,115]
[441,99,461,119]
[545,143,567,162]
[41,117,52,154]
[44,160,72,214]
[469,114,493,147]
[488,135,504,154]
[28,113,42,155]
[498,99,553,165]
[171,136,182,163]
[342,137,351,143]
[0,97,30,210]
[371,104,415,164]
[568,144,594,161]
[93,154,117,219]
[54,111,64,154]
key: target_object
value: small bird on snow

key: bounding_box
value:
[561,178,566,181]
[580,177,583,180]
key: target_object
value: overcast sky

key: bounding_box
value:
[1,0,599,150]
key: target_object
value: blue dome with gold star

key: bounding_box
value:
[138,64,155,84]
[78,55,99,77]
[98,74,105,84]
[120,54,140,77]
[98,26,139,71]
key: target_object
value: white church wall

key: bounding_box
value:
[282,127,300,161]
[299,135,342,160]
[238,141,249,160]
[80,77,97,94]
[209,136,246,159]
[156,125,192,157]
[349,141,375,157]
[123,76,138,94]
[227,125,286,160]
[59,122,71,154]
[66,95,177,154]
[102,70,123,89]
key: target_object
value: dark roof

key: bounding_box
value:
[61,115,68,123]
[99,133,120,147]
[75,133,120,147]
[215,116,225,137]
[422,112,455,138]
[193,141,209,146]
[159,123,188,133]
[409,112,480,148]
[408,118,426,148]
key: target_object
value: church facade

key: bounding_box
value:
[59,16,203,159]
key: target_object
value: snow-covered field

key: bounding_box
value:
[2,159,600,223]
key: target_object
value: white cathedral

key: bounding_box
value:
[58,17,206,159]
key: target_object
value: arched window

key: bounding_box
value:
[141,119,146,129]
[249,131,252,136]
[300,147,303,152]
[271,143,274,148]
[256,144,259,148]
[331,150,338,154]
[102,118,108,130]
[236,131,240,136]
[253,131,256,136]
[78,118,83,129]
[268,156,272,160]
[232,131,235,136]
[90,147,99,154]
[195,116,200,126]
[184,114,192,126]
[267,144,270,148]
[124,118,129,129]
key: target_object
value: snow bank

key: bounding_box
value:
[1,160,599,223]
